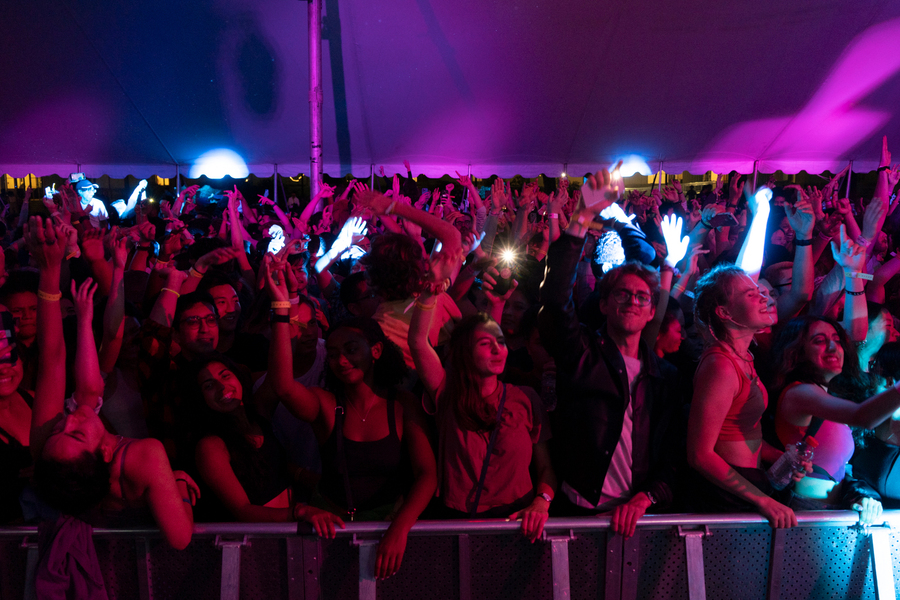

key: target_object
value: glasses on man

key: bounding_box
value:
[180,315,219,330]
[611,289,652,307]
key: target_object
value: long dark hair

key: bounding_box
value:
[773,316,867,394]
[445,313,502,432]
[323,318,408,397]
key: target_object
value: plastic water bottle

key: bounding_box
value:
[766,436,818,490]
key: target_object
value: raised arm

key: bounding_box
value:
[265,257,326,424]
[357,190,462,257]
[832,226,869,342]
[736,187,772,282]
[776,194,816,320]
[71,278,104,406]
[27,217,68,455]
[408,252,457,403]
[782,381,900,430]
[99,235,128,374]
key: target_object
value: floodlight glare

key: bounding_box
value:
[612,155,653,177]
[189,148,250,179]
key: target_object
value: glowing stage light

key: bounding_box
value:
[612,155,653,177]
[500,248,517,264]
[189,149,250,179]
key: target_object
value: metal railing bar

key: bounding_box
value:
[0,511,887,541]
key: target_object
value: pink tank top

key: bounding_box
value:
[698,345,767,442]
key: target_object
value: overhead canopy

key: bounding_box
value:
[3,0,900,179]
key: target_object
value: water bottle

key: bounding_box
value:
[766,436,818,490]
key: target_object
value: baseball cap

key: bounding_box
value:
[75,179,99,192]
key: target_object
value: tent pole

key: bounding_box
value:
[309,0,323,200]
[845,160,852,198]
[370,164,375,189]
[657,162,663,192]
[752,160,759,194]
[274,164,279,207]
[175,164,181,196]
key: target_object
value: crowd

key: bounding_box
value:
[3,141,900,581]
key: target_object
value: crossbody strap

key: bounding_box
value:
[469,384,507,517]
[334,401,355,521]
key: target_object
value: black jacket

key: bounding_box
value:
[539,234,684,508]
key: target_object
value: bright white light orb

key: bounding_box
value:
[613,155,653,177]
[189,148,250,179]
[500,248,517,264]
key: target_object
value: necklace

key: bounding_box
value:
[348,401,376,422]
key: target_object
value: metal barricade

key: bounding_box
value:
[0,512,897,600]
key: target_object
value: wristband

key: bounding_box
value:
[548,213,559,219]
[701,220,714,229]
[817,230,833,241]
[415,300,436,311]
[272,313,291,324]
[271,301,291,309]
[189,267,205,279]
[155,259,170,268]
[879,166,891,172]
[794,238,812,246]
[182,498,192,504]
[846,289,866,296]
[539,492,553,503]
[844,271,874,281]
[289,296,300,305]
[856,236,870,248]
[37,290,62,302]
[161,287,181,298]
[385,200,397,215]
[66,250,81,260]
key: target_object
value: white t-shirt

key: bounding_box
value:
[563,354,643,510]
[81,198,109,228]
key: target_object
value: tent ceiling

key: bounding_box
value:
[2,0,900,179]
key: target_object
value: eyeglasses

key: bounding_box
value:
[180,315,219,330]
[611,289,652,306]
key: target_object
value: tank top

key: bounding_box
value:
[82,437,154,527]
[775,382,854,481]
[698,344,767,441]
[318,394,406,514]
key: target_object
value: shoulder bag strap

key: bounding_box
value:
[469,384,508,517]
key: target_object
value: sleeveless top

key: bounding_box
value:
[775,382,854,481]
[0,421,32,524]
[229,419,292,507]
[698,345,767,441]
[318,395,407,514]
[82,437,154,527]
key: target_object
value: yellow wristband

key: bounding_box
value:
[37,290,62,302]
[161,287,181,298]
[271,301,291,309]
[189,267,205,279]
[415,300,436,311]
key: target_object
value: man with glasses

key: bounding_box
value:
[539,169,683,538]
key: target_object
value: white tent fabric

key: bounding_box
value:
[2,0,900,179]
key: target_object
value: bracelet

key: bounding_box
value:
[794,238,813,246]
[37,290,62,302]
[289,296,300,305]
[701,220,714,229]
[161,287,181,298]
[271,301,291,309]
[879,166,891,172]
[385,201,397,215]
[182,498,192,504]
[844,271,874,281]
[549,213,559,219]
[155,259,170,268]
[817,230,833,241]
[272,313,291,324]
[66,250,81,260]
[846,289,866,296]
[415,300,436,311]
[856,236,870,248]
[189,267,205,279]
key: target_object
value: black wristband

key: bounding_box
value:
[794,238,813,246]
[846,289,865,296]
[272,313,291,324]
[701,220,714,229]
[879,166,891,172]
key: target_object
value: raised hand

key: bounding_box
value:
[831,225,866,273]
[257,194,274,206]
[599,202,636,224]
[111,234,129,269]
[660,214,689,267]
[196,247,242,272]
[881,135,891,169]
[861,196,887,241]
[79,228,106,263]
[729,173,745,203]
[70,278,98,323]
[24,217,66,269]
[580,161,623,213]
[784,197,815,240]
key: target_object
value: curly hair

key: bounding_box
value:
[595,261,660,307]
[693,263,748,344]
[34,449,111,516]
[772,316,865,392]
[361,233,425,301]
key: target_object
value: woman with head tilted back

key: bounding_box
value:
[686,187,802,527]
[27,218,195,549]
[409,249,556,542]
[264,255,436,581]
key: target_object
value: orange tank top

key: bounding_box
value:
[697,345,767,442]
